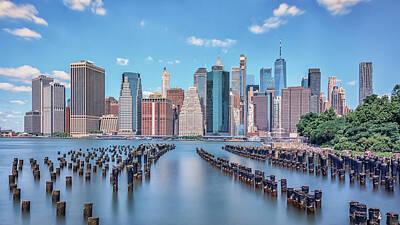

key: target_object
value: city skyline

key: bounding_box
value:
[0,0,399,131]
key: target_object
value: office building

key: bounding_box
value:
[141,93,174,136]
[272,96,282,136]
[100,114,118,134]
[260,68,273,92]
[105,97,119,116]
[167,88,184,135]
[359,62,373,105]
[327,76,337,108]
[206,57,230,135]
[162,67,170,97]
[179,87,203,136]
[274,41,286,96]
[301,76,308,88]
[231,67,241,96]
[24,110,41,135]
[308,68,321,113]
[70,60,105,136]
[194,68,207,124]
[281,87,311,135]
[337,84,347,116]
[43,82,65,135]
[253,89,274,132]
[240,55,247,136]
[246,74,255,86]
[118,72,142,134]
[332,85,339,111]
[31,75,54,133]
[65,106,70,134]
[319,92,328,113]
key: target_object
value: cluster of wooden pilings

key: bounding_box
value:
[197,148,322,215]
[8,143,175,224]
[349,201,399,225]
[224,145,399,191]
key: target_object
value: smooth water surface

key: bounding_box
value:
[0,138,399,225]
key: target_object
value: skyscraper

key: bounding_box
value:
[240,55,247,136]
[308,68,321,113]
[65,106,70,134]
[24,110,41,135]
[246,74,255,86]
[337,84,347,116]
[274,41,287,96]
[179,87,204,136]
[260,68,273,92]
[70,60,105,136]
[331,85,339,111]
[281,87,311,134]
[272,96,282,136]
[359,62,373,105]
[301,76,308,88]
[162,67,170,98]
[253,89,274,133]
[43,82,65,135]
[231,67,241,96]
[319,92,328,113]
[327,76,337,108]
[118,72,142,134]
[141,93,174,136]
[206,57,230,135]
[167,88,185,135]
[31,75,54,133]
[194,68,207,132]
[105,97,119,116]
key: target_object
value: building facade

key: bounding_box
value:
[281,87,311,135]
[70,60,105,136]
[118,72,142,134]
[327,76,337,109]
[31,75,54,133]
[308,68,321,114]
[43,82,65,135]
[206,57,230,135]
[359,62,373,105]
[141,93,174,136]
[65,106,70,134]
[179,87,203,136]
[100,114,118,134]
[301,76,308,88]
[274,41,286,96]
[253,89,274,132]
[167,88,184,135]
[231,67,241,96]
[161,67,170,98]
[24,110,41,135]
[319,92,328,113]
[260,68,273,92]
[105,97,119,116]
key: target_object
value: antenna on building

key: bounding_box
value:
[279,40,282,58]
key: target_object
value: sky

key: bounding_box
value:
[0,0,399,131]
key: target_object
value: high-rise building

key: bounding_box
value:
[308,68,321,113]
[332,85,339,111]
[43,82,65,135]
[65,106,70,134]
[70,60,105,136]
[337,84,347,116]
[141,93,174,136]
[162,67,170,98]
[118,72,142,134]
[327,76,337,109]
[274,41,287,96]
[194,68,207,114]
[247,86,258,134]
[240,55,247,136]
[281,87,311,134]
[319,92,328,113]
[100,114,118,134]
[24,110,41,135]
[105,97,119,116]
[206,57,230,135]
[231,67,241,96]
[31,75,54,133]
[359,62,373,105]
[179,87,203,136]
[246,74,255,86]
[272,96,282,136]
[253,89,274,132]
[260,68,273,92]
[229,91,241,136]
[301,76,308,88]
[167,88,184,135]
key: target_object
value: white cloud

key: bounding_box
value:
[3,27,41,39]
[6,114,17,118]
[346,80,357,86]
[51,70,69,80]
[175,60,180,64]
[116,57,129,66]
[186,36,236,48]
[143,91,153,98]
[140,20,146,27]
[317,0,367,15]
[0,65,40,80]
[0,0,47,25]
[249,3,304,34]
[63,0,106,15]
[273,3,304,17]
[9,100,26,105]
[146,56,153,61]
[0,82,31,92]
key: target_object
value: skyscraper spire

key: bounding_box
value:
[279,40,282,58]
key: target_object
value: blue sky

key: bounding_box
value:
[0,0,399,131]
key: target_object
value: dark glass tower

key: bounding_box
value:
[274,41,286,96]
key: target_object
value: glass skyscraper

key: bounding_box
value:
[260,68,273,92]
[274,41,286,96]
[118,72,142,134]
[206,57,230,135]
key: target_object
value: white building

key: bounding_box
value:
[43,82,65,135]
[162,67,170,98]
[118,75,133,134]
[100,115,118,134]
[178,87,203,136]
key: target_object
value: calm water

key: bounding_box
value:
[0,138,399,225]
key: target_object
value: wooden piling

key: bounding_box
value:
[52,190,60,202]
[22,201,30,213]
[46,181,53,193]
[83,203,93,219]
[88,217,99,225]
[56,201,66,216]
